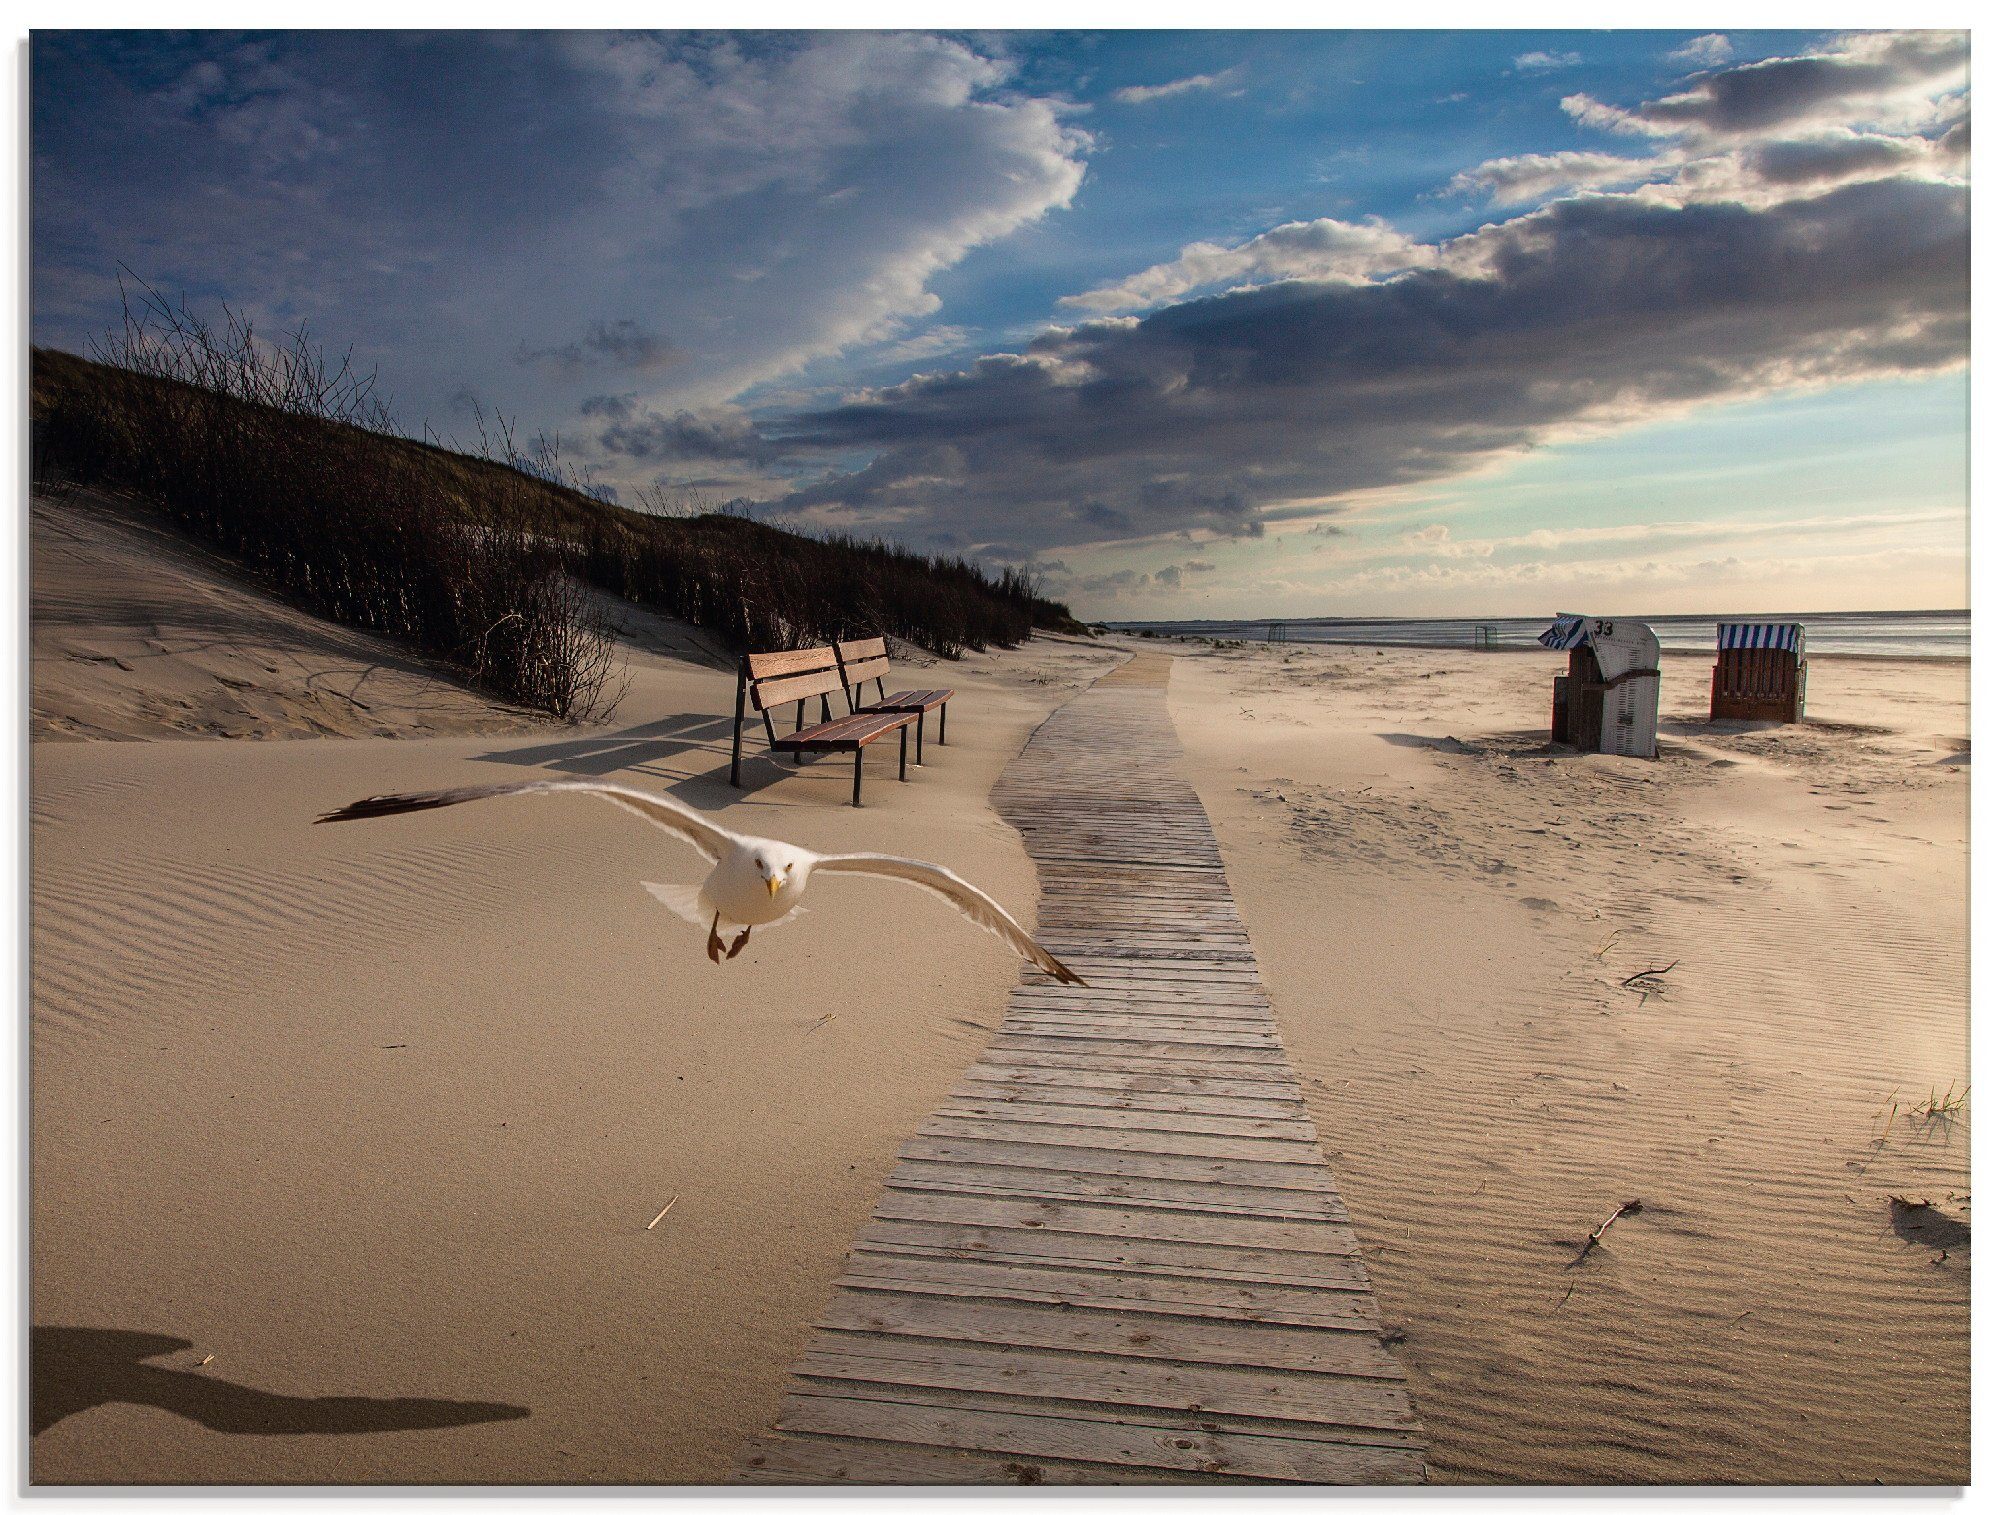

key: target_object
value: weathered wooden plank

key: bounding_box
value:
[796,1337,1419,1436]
[838,1254,1377,1330]
[887,1162,1350,1222]
[934,1097,1318,1140]
[960,1063,1308,1101]
[899,1137,1339,1191]
[996,1025,1283,1052]
[775,1392,1424,1483]
[916,1116,1324,1165]
[812,1295,1408,1391]
[737,1435,1244,1485]
[851,1217,1367,1284]
[980,1047,1299,1081]
[869,1191,1361,1254]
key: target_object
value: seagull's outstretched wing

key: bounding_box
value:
[315,780,738,863]
[813,853,1085,985]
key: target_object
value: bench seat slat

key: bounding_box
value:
[774,710,917,751]
[863,687,954,713]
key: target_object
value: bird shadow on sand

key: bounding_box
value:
[31,1327,530,1438]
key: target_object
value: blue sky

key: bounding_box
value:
[32,30,1969,618]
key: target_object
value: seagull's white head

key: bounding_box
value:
[749,842,814,900]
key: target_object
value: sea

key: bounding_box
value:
[1107,609,1970,660]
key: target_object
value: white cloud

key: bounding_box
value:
[1446,150,1666,205]
[1668,34,1734,68]
[1060,217,1433,313]
[1514,51,1583,73]
[1111,69,1241,106]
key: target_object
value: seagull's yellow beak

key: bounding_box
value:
[766,876,784,897]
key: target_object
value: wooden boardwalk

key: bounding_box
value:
[736,653,1424,1485]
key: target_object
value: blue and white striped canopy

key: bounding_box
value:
[1717,622,1803,653]
[1538,614,1589,650]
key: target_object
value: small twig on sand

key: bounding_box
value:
[646,1197,679,1231]
[1593,930,1623,959]
[1620,961,1679,989]
[806,1012,837,1034]
[1571,1199,1645,1265]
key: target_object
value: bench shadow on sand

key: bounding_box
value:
[31,1327,529,1438]
[473,711,883,812]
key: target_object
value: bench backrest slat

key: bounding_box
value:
[747,647,838,681]
[748,663,845,711]
[828,635,892,695]
[836,636,893,687]
[743,647,845,712]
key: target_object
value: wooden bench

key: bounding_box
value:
[731,647,918,807]
[834,636,954,766]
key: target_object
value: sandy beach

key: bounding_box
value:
[30,490,1967,1484]
[1167,637,1969,1483]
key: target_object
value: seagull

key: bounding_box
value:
[315,779,1084,984]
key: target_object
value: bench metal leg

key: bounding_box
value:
[915,710,924,765]
[899,724,909,781]
[852,750,864,807]
[731,666,747,788]
[938,701,947,745]
[794,700,804,764]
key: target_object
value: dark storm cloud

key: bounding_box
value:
[768,178,1967,551]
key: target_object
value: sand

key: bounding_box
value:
[1163,636,1969,1484]
[28,489,1121,1483]
[30,485,1968,1483]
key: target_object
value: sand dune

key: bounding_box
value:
[31,489,554,741]
[1167,639,1968,1484]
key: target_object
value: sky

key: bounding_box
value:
[31,29,1970,620]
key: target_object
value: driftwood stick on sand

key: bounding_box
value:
[1572,1199,1645,1265]
[1620,961,1680,988]
[646,1197,679,1232]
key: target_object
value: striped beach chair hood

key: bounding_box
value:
[1717,622,1804,654]
[1538,614,1590,650]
